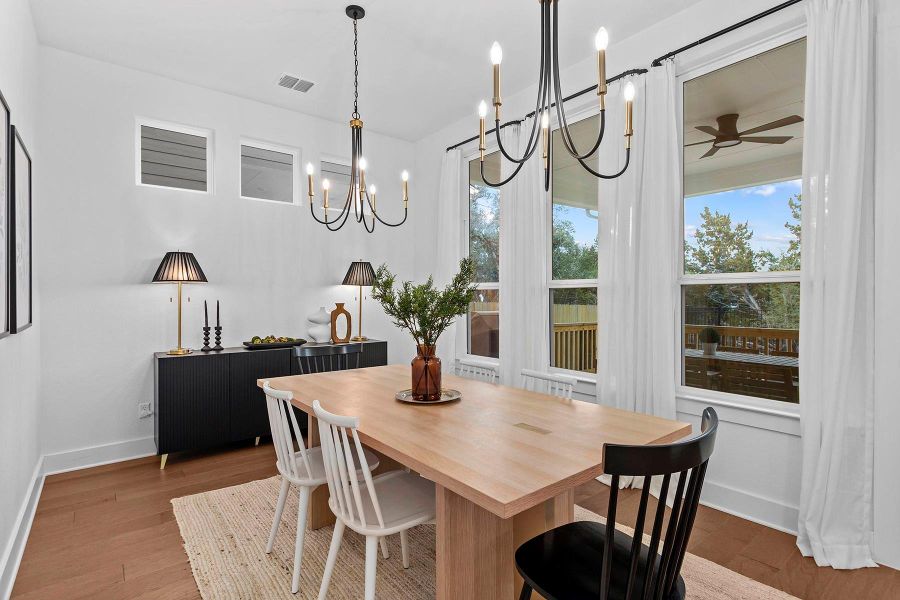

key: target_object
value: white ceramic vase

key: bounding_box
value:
[307,306,332,343]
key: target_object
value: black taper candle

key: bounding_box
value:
[204,300,208,327]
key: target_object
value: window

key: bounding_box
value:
[680,39,805,404]
[137,119,211,192]
[467,152,500,358]
[550,115,599,373]
[240,140,299,204]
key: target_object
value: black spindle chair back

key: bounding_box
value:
[294,343,364,375]
[599,408,718,600]
[514,408,718,600]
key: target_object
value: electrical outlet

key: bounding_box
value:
[138,402,153,419]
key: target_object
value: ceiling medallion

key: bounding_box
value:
[476,0,635,191]
[306,5,408,232]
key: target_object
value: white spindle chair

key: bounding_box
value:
[262,382,382,594]
[313,399,435,600]
[520,368,578,399]
[457,358,499,384]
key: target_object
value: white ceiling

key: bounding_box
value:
[29,0,702,141]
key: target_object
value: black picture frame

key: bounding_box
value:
[9,125,31,334]
[0,89,10,340]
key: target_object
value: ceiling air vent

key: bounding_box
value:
[278,73,315,93]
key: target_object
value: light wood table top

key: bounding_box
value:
[262,364,691,519]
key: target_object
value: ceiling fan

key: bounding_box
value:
[686,113,804,158]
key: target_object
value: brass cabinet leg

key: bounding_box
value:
[160,454,168,470]
[255,436,261,446]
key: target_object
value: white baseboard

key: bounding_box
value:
[42,436,156,476]
[1,458,44,600]
[700,479,799,535]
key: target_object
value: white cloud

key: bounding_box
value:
[684,224,697,238]
[749,185,777,197]
[756,233,793,245]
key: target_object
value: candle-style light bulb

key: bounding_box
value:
[541,111,550,130]
[594,27,609,51]
[478,100,488,118]
[490,42,503,120]
[358,157,367,171]
[306,162,314,176]
[369,185,376,211]
[322,178,331,209]
[596,27,608,105]
[490,42,503,65]
[624,82,635,143]
[306,162,315,203]
[369,184,376,195]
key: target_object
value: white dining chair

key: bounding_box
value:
[313,399,435,600]
[520,368,578,399]
[457,357,499,384]
[262,382,383,594]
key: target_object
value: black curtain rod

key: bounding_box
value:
[445,67,647,153]
[650,0,804,67]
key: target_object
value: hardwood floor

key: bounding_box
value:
[12,443,900,599]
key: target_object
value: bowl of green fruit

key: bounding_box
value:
[243,335,307,350]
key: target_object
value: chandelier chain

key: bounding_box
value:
[352,18,360,119]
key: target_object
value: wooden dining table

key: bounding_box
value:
[260,364,691,599]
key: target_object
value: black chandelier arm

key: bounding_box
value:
[480,153,528,188]
[572,147,632,180]
[550,0,607,161]
[360,186,409,228]
[492,0,550,165]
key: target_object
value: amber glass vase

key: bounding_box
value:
[411,344,442,401]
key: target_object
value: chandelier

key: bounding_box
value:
[306,5,408,232]
[476,0,635,191]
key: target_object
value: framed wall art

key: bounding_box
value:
[9,125,31,333]
[0,90,9,339]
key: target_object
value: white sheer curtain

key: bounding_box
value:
[596,65,679,422]
[797,0,877,569]
[435,149,464,370]
[499,120,550,386]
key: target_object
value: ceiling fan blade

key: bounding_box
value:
[738,115,803,136]
[695,125,721,136]
[685,140,714,147]
[701,146,720,158]
[739,136,793,144]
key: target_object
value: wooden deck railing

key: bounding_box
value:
[553,323,597,373]
[684,325,799,357]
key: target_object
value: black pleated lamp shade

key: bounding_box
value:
[152,251,208,283]
[343,261,375,286]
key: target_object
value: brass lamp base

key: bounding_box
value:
[167,347,192,356]
[351,336,368,342]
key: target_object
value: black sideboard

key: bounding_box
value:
[153,340,388,467]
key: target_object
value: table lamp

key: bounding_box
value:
[342,260,376,342]
[153,251,207,355]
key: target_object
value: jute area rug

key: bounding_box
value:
[171,476,797,599]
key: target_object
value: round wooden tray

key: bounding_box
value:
[395,389,462,404]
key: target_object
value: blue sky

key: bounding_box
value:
[684,179,801,254]
[555,204,599,247]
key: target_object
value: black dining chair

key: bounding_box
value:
[294,343,364,374]
[515,407,719,600]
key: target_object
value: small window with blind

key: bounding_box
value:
[240,140,299,204]
[137,119,211,193]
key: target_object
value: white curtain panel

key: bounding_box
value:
[797,0,877,569]
[498,121,550,386]
[597,66,679,421]
[435,149,464,370]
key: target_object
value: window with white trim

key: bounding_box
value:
[680,38,805,405]
[467,152,500,359]
[137,119,212,193]
[549,115,599,374]
[240,140,299,204]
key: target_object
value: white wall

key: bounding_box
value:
[413,0,899,569]
[0,0,42,594]
[35,48,420,462]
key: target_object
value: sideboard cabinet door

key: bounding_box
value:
[155,355,230,454]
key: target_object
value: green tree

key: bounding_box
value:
[469,184,500,282]
[685,208,759,274]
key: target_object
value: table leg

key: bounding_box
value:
[435,485,574,599]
